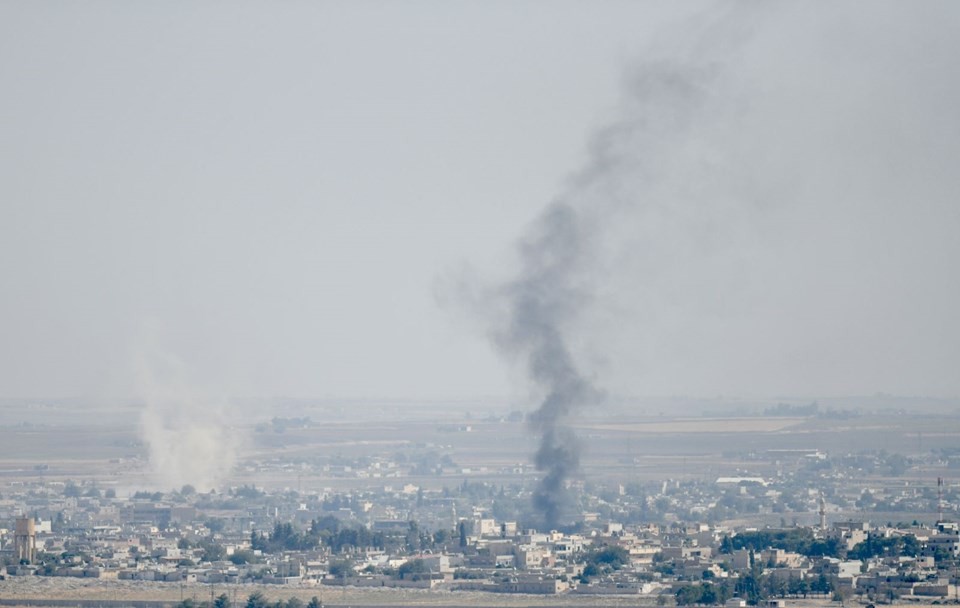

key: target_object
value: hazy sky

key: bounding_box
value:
[2,1,958,402]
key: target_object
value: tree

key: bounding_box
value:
[251,530,268,552]
[398,558,429,580]
[213,594,230,608]
[206,517,226,533]
[229,550,257,565]
[235,485,264,499]
[433,529,451,547]
[267,522,315,552]
[716,579,734,603]
[811,573,832,596]
[675,585,703,605]
[246,591,268,608]
[736,558,765,606]
[577,544,631,581]
[405,521,421,552]
[311,515,341,535]
[588,546,629,569]
[286,598,304,608]
[721,528,842,559]
[789,577,810,598]
[200,539,226,562]
[765,574,787,598]
[700,583,718,605]
[720,536,734,554]
[328,559,353,579]
[307,597,322,608]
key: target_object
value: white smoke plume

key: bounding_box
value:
[134,328,237,491]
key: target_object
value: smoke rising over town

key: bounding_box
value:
[135,330,237,491]
[495,201,601,527]
[440,3,960,524]
[2,4,960,605]
[486,43,733,525]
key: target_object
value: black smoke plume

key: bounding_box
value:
[492,61,722,529]
[471,2,957,528]
[495,202,602,529]
[483,6,758,529]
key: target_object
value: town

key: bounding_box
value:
[4,0,959,606]
[2,480,960,604]
[3,399,960,607]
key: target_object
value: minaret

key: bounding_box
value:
[819,492,827,532]
[938,477,944,524]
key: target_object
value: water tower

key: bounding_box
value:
[14,517,36,563]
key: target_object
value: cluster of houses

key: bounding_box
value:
[3,483,960,602]
[2,442,960,602]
